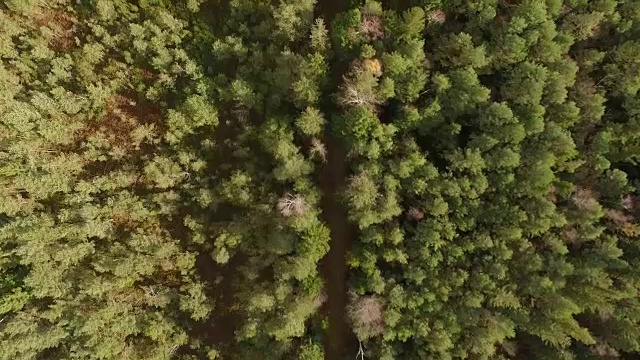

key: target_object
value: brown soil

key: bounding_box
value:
[34,9,76,51]
[319,135,357,360]
[77,90,164,150]
[317,1,358,358]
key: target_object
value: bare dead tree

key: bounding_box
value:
[606,209,632,226]
[589,343,619,358]
[427,9,446,24]
[571,187,599,212]
[500,340,518,357]
[278,193,307,217]
[339,76,381,107]
[313,290,328,308]
[310,138,327,162]
[143,286,157,297]
[622,194,635,210]
[562,227,579,243]
[407,207,425,221]
[348,295,385,340]
[359,14,383,40]
[548,185,558,203]
[340,82,372,106]
[232,107,250,122]
[142,286,161,303]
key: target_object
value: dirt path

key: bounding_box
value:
[319,135,356,359]
[316,1,357,359]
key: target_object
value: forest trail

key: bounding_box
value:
[319,135,355,359]
[317,0,356,359]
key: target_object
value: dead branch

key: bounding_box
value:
[310,138,327,163]
[348,295,385,339]
[356,340,365,360]
[278,193,307,217]
[427,9,446,24]
[358,14,383,40]
[622,194,635,210]
[313,290,328,308]
[571,187,599,212]
[339,77,381,107]
[407,207,424,221]
[168,344,179,357]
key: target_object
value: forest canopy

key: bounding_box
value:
[2,0,640,359]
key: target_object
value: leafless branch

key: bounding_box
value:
[407,207,424,221]
[571,187,599,212]
[623,194,635,210]
[310,138,327,163]
[427,10,446,24]
[606,209,632,226]
[168,344,179,357]
[278,193,307,217]
[348,295,385,339]
[143,286,157,298]
[339,78,381,107]
[358,14,383,40]
[356,340,365,360]
[313,290,328,308]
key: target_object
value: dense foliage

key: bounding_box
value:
[2,0,640,359]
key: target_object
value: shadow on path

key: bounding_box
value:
[317,0,358,359]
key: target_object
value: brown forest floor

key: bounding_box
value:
[317,1,357,359]
[319,135,356,359]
